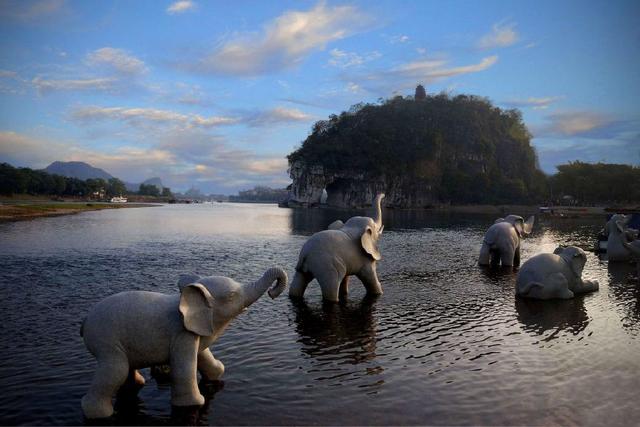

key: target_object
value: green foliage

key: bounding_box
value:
[138,183,160,197]
[288,93,543,204]
[0,162,175,199]
[162,187,173,197]
[550,162,640,205]
[230,186,289,202]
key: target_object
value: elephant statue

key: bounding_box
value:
[478,214,535,267]
[516,246,599,299]
[80,267,288,419]
[289,193,385,302]
[605,214,633,261]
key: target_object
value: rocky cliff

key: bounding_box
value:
[285,160,435,208]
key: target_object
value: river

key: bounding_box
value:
[0,203,638,425]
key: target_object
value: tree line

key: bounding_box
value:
[0,163,173,199]
[288,93,638,205]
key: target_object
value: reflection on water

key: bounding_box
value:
[292,296,379,365]
[515,298,589,336]
[0,204,639,426]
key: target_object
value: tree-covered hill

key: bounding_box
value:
[287,93,548,206]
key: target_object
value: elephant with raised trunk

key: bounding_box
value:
[80,267,287,419]
[290,194,385,302]
[479,214,535,267]
[605,214,636,261]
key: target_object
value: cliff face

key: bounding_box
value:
[286,160,435,208]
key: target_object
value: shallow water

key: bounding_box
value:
[0,203,638,425]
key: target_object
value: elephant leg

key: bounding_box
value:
[170,334,205,407]
[117,369,146,397]
[357,262,383,296]
[339,276,349,298]
[513,246,521,267]
[500,248,515,267]
[478,243,491,265]
[289,270,313,298]
[81,351,129,419]
[197,348,225,381]
[315,269,342,303]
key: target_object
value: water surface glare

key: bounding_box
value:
[0,203,638,425]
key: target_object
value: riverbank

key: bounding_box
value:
[0,202,157,223]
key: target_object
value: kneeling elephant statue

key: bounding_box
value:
[516,246,598,299]
[80,267,287,419]
[290,193,385,302]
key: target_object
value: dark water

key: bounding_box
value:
[0,204,638,426]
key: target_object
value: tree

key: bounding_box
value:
[415,84,426,100]
[139,183,160,197]
[162,187,173,197]
[107,178,127,197]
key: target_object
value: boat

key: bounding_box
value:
[110,196,128,203]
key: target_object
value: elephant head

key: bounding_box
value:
[554,246,587,279]
[604,214,630,237]
[501,214,535,237]
[178,267,288,336]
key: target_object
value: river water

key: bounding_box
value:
[0,203,638,426]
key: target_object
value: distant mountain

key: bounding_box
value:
[44,161,114,181]
[45,161,164,192]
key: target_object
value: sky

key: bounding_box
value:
[0,0,638,194]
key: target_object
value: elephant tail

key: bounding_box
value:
[79,317,86,337]
[518,281,544,296]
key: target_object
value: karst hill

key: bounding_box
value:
[285,90,547,208]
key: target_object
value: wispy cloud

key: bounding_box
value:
[71,105,312,129]
[477,22,518,49]
[167,1,196,15]
[534,111,617,137]
[504,96,564,110]
[86,47,147,75]
[328,49,381,68]
[193,1,372,76]
[32,76,118,94]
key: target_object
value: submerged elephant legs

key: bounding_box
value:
[290,262,382,303]
[197,348,225,381]
[81,351,130,419]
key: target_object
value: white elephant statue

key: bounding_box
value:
[80,267,288,419]
[605,214,634,261]
[478,214,535,267]
[289,193,385,302]
[516,246,599,299]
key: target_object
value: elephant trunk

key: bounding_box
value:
[243,267,288,307]
[372,193,385,230]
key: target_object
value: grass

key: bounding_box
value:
[0,201,155,222]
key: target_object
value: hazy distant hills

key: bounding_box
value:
[43,161,163,191]
[44,161,113,181]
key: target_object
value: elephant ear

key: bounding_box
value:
[177,273,201,291]
[570,250,586,278]
[361,225,381,260]
[179,283,215,336]
[553,246,565,255]
[328,220,344,230]
[615,220,626,234]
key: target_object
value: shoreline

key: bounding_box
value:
[0,201,158,223]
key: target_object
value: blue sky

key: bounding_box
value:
[0,0,638,194]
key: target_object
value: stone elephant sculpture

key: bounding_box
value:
[516,246,599,299]
[289,193,385,302]
[605,214,634,261]
[478,214,535,267]
[80,267,287,419]
[622,240,640,278]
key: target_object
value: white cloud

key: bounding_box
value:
[32,76,118,94]
[534,111,617,137]
[389,34,409,44]
[86,47,147,75]
[71,105,312,129]
[71,106,238,129]
[477,22,518,49]
[504,96,564,110]
[194,1,372,75]
[392,55,497,80]
[167,1,195,15]
[328,49,381,68]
